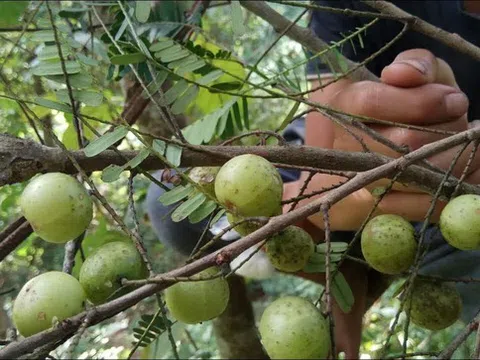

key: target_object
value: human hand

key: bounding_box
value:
[295,49,474,230]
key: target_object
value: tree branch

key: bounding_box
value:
[240,1,378,82]
[363,1,480,62]
[1,133,479,201]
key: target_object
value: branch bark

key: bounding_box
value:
[1,133,479,200]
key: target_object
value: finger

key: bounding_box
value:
[381,48,458,88]
[331,81,469,126]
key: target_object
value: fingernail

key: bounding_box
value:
[445,93,469,118]
[392,59,428,75]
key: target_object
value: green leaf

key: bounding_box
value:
[188,200,217,224]
[171,85,198,115]
[316,242,349,254]
[231,1,246,36]
[142,71,169,98]
[56,89,104,107]
[197,70,224,85]
[160,50,190,63]
[32,61,81,76]
[135,1,151,23]
[203,112,221,143]
[59,7,88,19]
[34,97,73,113]
[161,80,188,105]
[110,52,146,65]
[77,53,99,66]
[176,59,206,75]
[149,40,174,52]
[171,193,207,222]
[126,148,150,169]
[83,126,129,157]
[158,184,193,206]
[101,164,124,183]
[168,54,197,69]
[232,101,242,130]
[216,110,229,137]
[132,311,171,349]
[152,139,166,156]
[38,45,72,60]
[45,73,93,88]
[242,97,249,129]
[278,101,300,132]
[165,144,182,167]
[0,1,27,26]
[31,30,56,42]
[331,272,354,313]
[211,209,226,225]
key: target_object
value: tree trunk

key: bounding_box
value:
[212,275,269,359]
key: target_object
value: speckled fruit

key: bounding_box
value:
[409,279,462,331]
[439,194,480,250]
[361,214,417,275]
[12,271,86,337]
[189,166,220,198]
[226,212,261,236]
[19,172,93,244]
[79,241,148,305]
[164,267,229,324]
[265,226,315,273]
[259,296,331,359]
[214,154,283,217]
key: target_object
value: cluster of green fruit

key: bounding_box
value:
[360,193,480,331]
[13,173,148,337]
[183,155,331,359]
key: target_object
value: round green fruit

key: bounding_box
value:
[259,296,331,359]
[409,279,462,331]
[227,212,261,236]
[13,271,86,337]
[361,214,417,275]
[79,241,148,305]
[164,267,229,324]
[189,167,220,198]
[214,154,283,217]
[19,172,93,244]
[439,194,480,250]
[265,226,315,273]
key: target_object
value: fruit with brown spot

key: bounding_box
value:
[214,154,283,217]
[265,226,315,272]
[12,271,86,337]
[259,296,331,359]
[361,214,417,275]
[439,194,480,250]
[409,279,462,331]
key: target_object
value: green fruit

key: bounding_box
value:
[265,226,315,272]
[79,241,148,305]
[189,167,220,198]
[214,154,283,217]
[164,267,229,324]
[409,279,462,331]
[19,172,93,244]
[361,214,417,275]
[13,271,86,337]
[259,296,331,359]
[227,212,261,236]
[439,194,480,250]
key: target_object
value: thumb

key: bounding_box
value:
[381,48,458,88]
